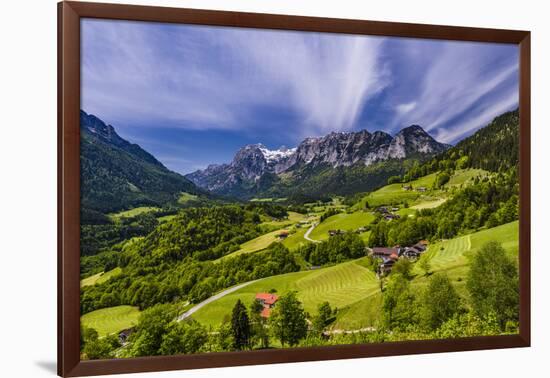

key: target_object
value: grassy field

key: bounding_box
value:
[411,198,447,210]
[445,168,489,188]
[309,211,375,241]
[282,227,310,250]
[410,220,519,296]
[80,267,122,288]
[191,258,379,327]
[353,173,438,210]
[261,212,308,227]
[157,214,176,223]
[81,305,141,337]
[217,230,285,261]
[109,206,159,220]
[178,192,199,204]
[353,169,489,211]
[250,197,287,203]
[334,221,519,329]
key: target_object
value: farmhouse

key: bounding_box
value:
[277,230,289,240]
[417,186,427,192]
[377,255,398,275]
[403,185,412,191]
[372,247,399,259]
[376,206,390,214]
[328,229,344,237]
[383,213,400,221]
[401,247,421,259]
[255,293,279,318]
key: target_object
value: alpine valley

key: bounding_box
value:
[79,109,521,360]
[187,125,450,199]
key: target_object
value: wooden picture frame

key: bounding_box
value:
[58,1,531,376]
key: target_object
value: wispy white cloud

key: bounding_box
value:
[395,101,417,114]
[386,41,518,142]
[82,20,388,138]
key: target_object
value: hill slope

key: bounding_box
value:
[80,110,203,212]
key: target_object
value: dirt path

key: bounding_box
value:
[304,223,321,243]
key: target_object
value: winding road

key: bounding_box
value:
[177,280,258,321]
[304,223,321,243]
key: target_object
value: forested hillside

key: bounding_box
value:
[80,110,203,213]
[402,109,519,182]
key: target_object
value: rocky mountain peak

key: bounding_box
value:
[186,124,450,196]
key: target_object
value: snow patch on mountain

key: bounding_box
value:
[258,146,297,163]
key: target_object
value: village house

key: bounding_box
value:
[328,229,344,237]
[371,247,399,259]
[403,185,412,191]
[416,186,427,192]
[277,230,289,240]
[376,206,390,214]
[399,240,428,259]
[384,213,400,221]
[255,293,279,318]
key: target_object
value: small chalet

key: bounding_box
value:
[401,247,421,259]
[378,256,398,275]
[376,206,390,214]
[255,293,279,318]
[400,241,428,259]
[328,229,344,237]
[277,230,289,240]
[403,185,412,191]
[372,247,399,259]
[383,213,400,221]
[417,186,427,192]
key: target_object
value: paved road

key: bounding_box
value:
[304,223,321,243]
[177,280,258,321]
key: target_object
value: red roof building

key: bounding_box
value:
[372,247,399,258]
[255,293,279,317]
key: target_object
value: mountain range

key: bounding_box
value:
[80,110,203,213]
[186,125,450,199]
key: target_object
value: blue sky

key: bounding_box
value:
[81,19,519,174]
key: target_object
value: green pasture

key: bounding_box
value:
[81,305,141,337]
[309,211,375,241]
[109,206,159,220]
[445,169,489,188]
[191,258,379,327]
[282,227,310,250]
[261,211,308,227]
[178,192,199,204]
[80,267,122,288]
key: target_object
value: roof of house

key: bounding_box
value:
[256,293,279,305]
[390,252,399,260]
[278,230,289,236]
[372,247,399,256]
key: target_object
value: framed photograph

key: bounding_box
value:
[58,1,530,376]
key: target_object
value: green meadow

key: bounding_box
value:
[81,305,141,337]
[80,267,122,288]
[309,211,375,241]
[108,206,159,220]
[191,258,379,327]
